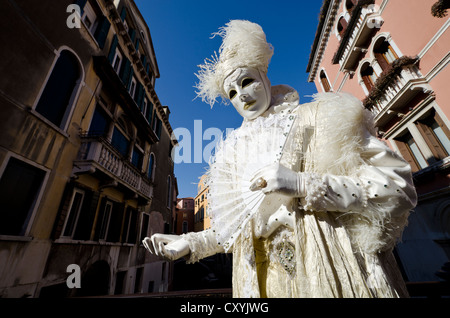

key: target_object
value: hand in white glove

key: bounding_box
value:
[249,163,305,197]
[142,234,190,261]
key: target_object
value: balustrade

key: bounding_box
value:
[75,136,152,199]
[370,65,422,118]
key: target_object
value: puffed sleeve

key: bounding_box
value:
[181,229,226,264]
[299,132,417,216]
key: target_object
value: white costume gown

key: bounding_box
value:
[182,87,417,298]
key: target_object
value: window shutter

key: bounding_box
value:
[120,6,127,21]
[434,111,450,139]
[127,68,134,90]
[106,202,125,243]
[119,59,132,88]
[135,39,140,51]
[108,34,118,64]
[395,139,419,172]
[375,52,390,72]
[75,0,88,14]
[94,16,111,49]
[73,189,97,241]
[415,121,447,160]
[320,76,330,92]
[52,183,75,239]
[362,75,373,92]
[147,102,153,123]
[156,118,162,139]
[129,29,136,43]
[135,82,144,108]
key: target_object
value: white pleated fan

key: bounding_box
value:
[207,111,296,251]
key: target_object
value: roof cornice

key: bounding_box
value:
[306,0,342,82]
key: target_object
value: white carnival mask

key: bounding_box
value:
[223,67,271,120]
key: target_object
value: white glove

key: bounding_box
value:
[250,163,305,197]
[142,234,190,261]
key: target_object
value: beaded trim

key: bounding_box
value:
[301,173,328,212]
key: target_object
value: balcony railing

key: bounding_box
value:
[73,136,153,200]
[333,1,383,71]
[363,57,434,126]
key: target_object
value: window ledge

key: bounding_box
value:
[54,238,137,246]
[28,109,70,138]
[413,156,450,178]
[79,19,101,50]
[0,235,33,242]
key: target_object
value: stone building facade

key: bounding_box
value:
[0,0,177,297]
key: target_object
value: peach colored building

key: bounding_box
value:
[175,198,195,234]
[308,0,450,296]
[194,175,211,232]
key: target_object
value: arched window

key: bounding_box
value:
[319,70,332,92]
[147,153,155,181]
[360,63,378,93]
[373,38,399,71]
[35,50,82,129]
[337,17,348,38]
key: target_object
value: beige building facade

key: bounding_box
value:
[0,0,177,297]
[194,175,210,232]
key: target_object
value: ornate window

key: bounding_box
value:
[373,37,400,72]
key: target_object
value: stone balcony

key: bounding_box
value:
[363,60,434,127]
[72,135,153,202]
[333,1,383,71]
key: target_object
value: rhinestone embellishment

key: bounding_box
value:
[276,239,296,277]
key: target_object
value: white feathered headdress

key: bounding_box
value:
[195,20,274,107]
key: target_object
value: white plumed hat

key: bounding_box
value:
[195,20,274,107]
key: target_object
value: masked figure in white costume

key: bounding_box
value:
[143,20,417,298]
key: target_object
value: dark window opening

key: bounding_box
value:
[320,70,331,92]
[0,158,46,236]
[89,106,110,137]
[361,64,377,92]
[111,127,130,158]
[35,50,80,128]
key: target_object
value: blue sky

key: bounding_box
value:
[134,0,323,198]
